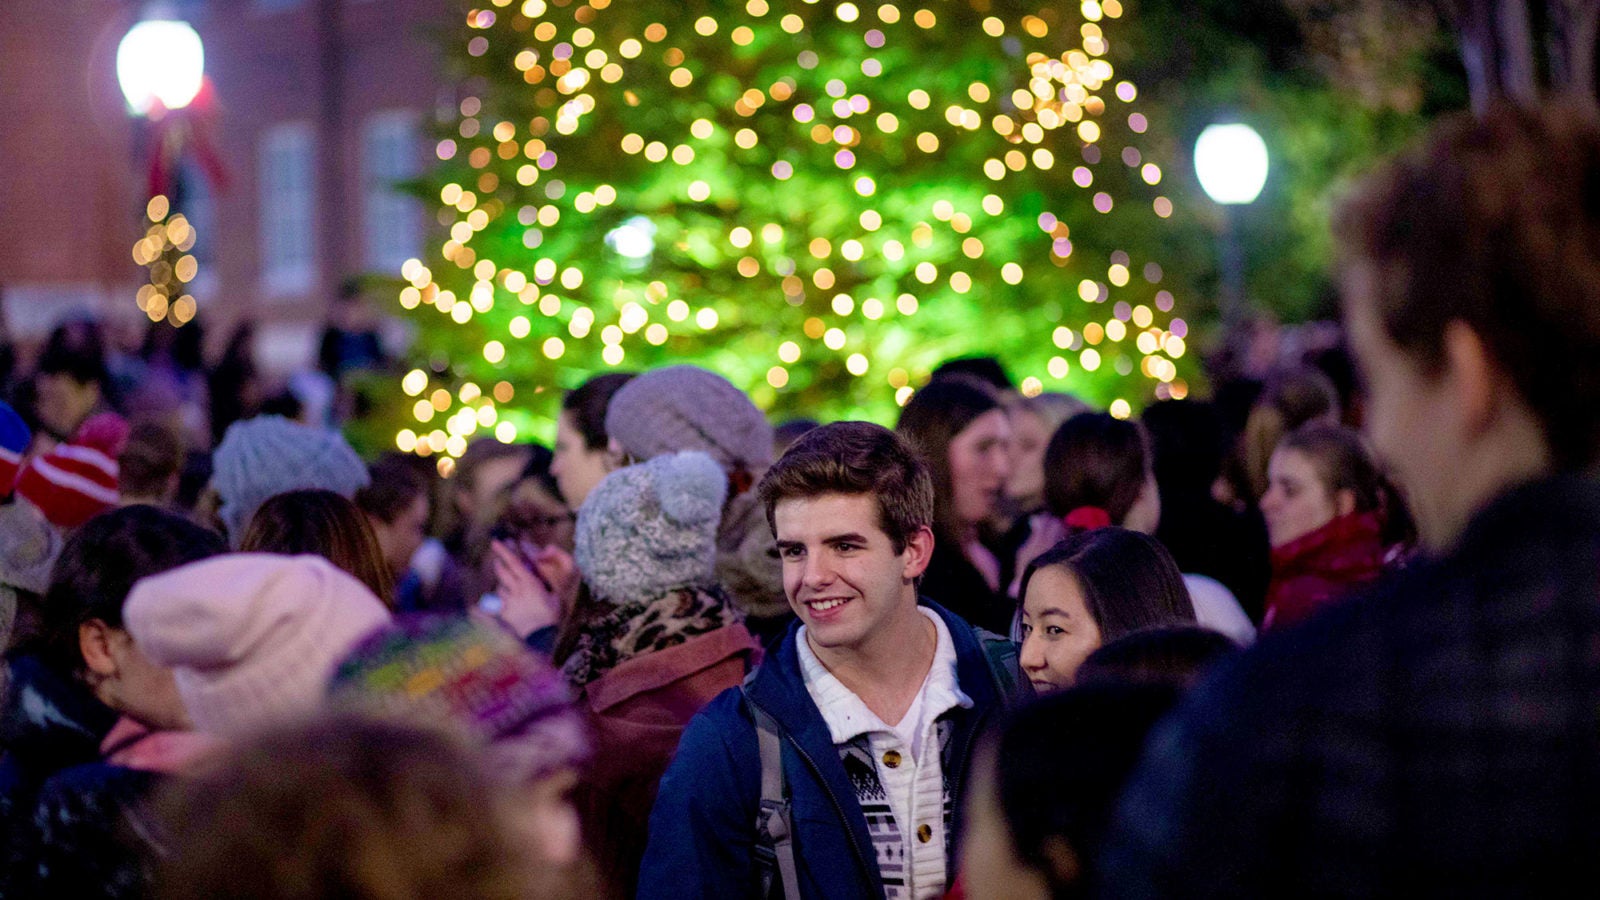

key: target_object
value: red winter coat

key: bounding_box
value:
[575,623,759,896]
[1262,511,1385,631]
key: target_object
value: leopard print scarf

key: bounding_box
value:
[562,585,743,687]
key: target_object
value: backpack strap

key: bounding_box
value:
[744,678,802,900]
[975,627,1027,707]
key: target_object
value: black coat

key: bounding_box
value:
[919,538,1014,634]
[1100,475,1600,898]
[5,763,161,899]
[0,654,115,834]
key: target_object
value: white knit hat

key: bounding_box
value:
[125,554,391,737]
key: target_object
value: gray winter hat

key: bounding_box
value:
[212,415,370,545]
[574,451,727,604]
[0,501,62,597]
[604,365,773,474]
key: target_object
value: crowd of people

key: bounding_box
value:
[0,103,1596,899]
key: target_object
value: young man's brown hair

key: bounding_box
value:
[757,420,934,553]
[1333,102,1600,470]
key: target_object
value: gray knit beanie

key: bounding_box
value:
[574,451,727,604]
[212,416,371,545]
[0,501,60,655]
[604,365,773,473]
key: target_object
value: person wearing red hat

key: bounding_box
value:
[13,443,119,531]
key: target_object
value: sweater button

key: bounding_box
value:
[882,750,902,768]
[916,824,932,843]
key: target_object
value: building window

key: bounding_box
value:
[258,122,315,296]
[363,112,423,274]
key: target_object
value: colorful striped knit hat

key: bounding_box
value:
[329,615,590,782]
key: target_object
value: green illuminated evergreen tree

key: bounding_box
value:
[394,0,1198,458]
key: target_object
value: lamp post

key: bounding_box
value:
[116,10,207,327]
[116,16,204,117]
[1193,123,1269,325]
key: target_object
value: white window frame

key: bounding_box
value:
[258,121,316,297]
[362,110,424,275]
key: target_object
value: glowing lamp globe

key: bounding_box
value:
[1193,123,1269,205]
[116,19,205,116]
[605,216,657,267]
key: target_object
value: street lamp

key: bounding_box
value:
[116,9,208,327]
[116,17,205,116]
[1193,123,1269,323]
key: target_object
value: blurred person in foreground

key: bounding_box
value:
[329,614,596,897]
[962,683,1182,900]
[2,507,224,898]
[156,716,582,900]
[1100,104,1600,898]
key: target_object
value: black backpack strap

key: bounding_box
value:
[744,679,802,899]
[974,627,1028,707]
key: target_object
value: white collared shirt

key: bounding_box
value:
[797,608,973,899]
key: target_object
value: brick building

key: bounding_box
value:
[0,0,451,373]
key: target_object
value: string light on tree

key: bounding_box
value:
[397,0,1195,460]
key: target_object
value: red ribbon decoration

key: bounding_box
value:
[1063,505,1113,532]
[144,79,228,201]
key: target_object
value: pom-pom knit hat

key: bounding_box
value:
[604,365,773,474]
[330,614,590,782]
[0,402,30,492]
[575,450,727,604]
[125,554,392,737]
[211,415,370,544]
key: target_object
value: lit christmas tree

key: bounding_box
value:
[395,0,1195,467]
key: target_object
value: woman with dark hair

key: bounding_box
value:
[1,506,225,898]
[240,489,396,605]
[961,682,1184,900]
[550,372,635,508]
[1029,413,1256,645]
[1258,423,1403,630]
[896,376,1015,632]
[1016,528,1196,692]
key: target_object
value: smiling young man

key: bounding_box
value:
[638,421,1024,900]
[1100,104,1600,897]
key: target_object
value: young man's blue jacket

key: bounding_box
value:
[637,599,1020,900]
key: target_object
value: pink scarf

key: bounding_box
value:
[100,717,223,775]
